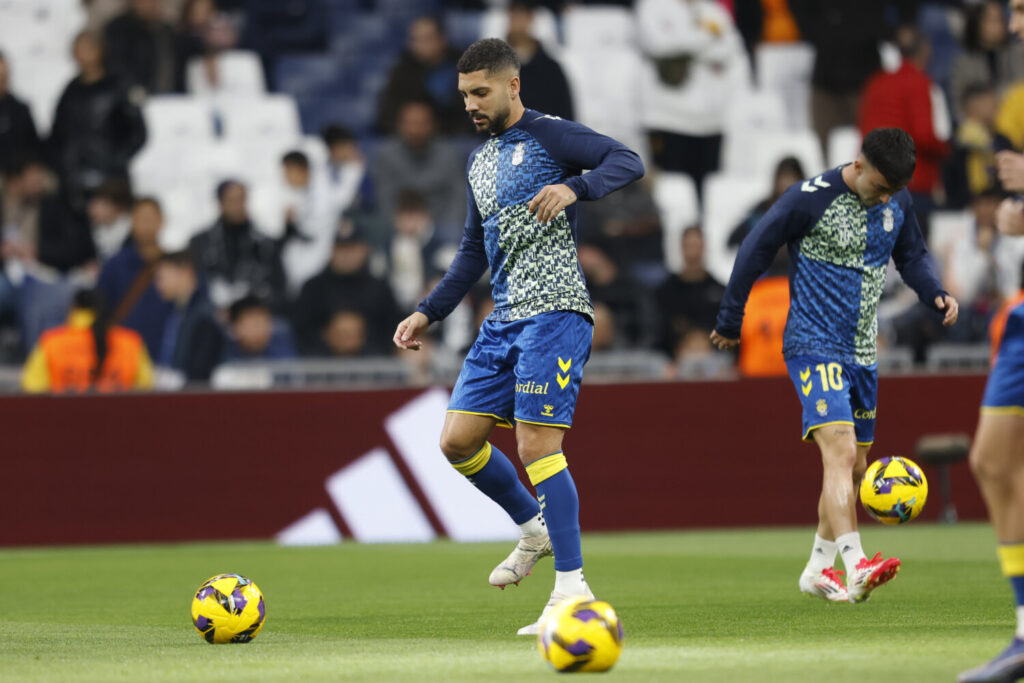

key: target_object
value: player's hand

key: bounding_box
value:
[393,311,430,351]
[997,151,1024,193]
[709,330,739,350]
[934,294,959,327]
[528,184,577,224]
[997,197,1024,236]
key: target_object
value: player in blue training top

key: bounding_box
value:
[960,4,1024,680]
[393,38,644,635]
[711,128,959,604]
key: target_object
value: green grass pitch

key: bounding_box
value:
[0,524,1013,682]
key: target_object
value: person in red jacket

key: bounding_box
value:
[859,27,950,240]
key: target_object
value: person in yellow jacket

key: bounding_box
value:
[22,289,154,393]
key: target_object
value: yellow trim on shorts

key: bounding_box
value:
[980,406,1024,417]
[998,543,1024,577]
[856,441,874,447]
[802,420,856,442]
[515,417,572,430]
[451,442,492,476]
[446,409,514,429]
[526,452,568,486]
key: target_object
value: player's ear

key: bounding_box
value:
[508,74,520,100]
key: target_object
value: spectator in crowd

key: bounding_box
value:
[153,249,223,382]
[190,180,286,311]
[733,0,802,62]
[103,0,185,95]
[279,150,335,294]
[48,30,147,211]
[654,226,725,358]
[577,180,664,286]
[738,250,789,377]
[950,0,1024,122]
[86,178,134,263]
[728,156,805,250]
[386,190,448,313]
[578,241,654,348]
[222,295,296,362]
[859,27,950,239]
[376,15,469,136]
[322,309,370,357]
[506,1,574,121]
[322,124,369,217]
[789,0,893,155]
[0,157,96,350]
[21,288,153,393]
[293,219,399,357]
[590,301,616,353]
[0,52,41,175]
[372,100,467,241]
[97,197,173,358]
[178,0,238,58]
[946,84,1002,209]
[637,0,750,201]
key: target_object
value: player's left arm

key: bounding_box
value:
[527,118,645,223]
[892,194,959,327]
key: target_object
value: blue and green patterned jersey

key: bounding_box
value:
[417,109,644,324]
[715,165,946,366]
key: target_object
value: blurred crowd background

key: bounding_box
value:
[0,0,1021,392]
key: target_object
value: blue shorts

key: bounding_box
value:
[785,355,879,445]
[982,327,1024,414]
[449,311,593,429]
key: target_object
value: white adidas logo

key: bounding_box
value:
[275,389,520,546]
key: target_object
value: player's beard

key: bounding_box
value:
[471,104,512,134]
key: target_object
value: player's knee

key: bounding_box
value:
[439,429,484,462]
[822,443,857,472]
[515,430,563,465]
[969,443,1007,483]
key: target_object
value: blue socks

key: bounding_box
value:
[526,452,582,571]
[451,443,539,524]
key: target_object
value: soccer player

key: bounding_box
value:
[959,6,1024,681]
[711,128,959,603]
[392,38,644,635]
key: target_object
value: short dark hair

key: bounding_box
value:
[159,249,196,269]
[396,189,429,214]
[133,196,162,214]
[215,179,244,201]
[228,294,270,323]
[457,38,520,75]
[322,124,355,147]
[282,150,309,169]
[861,128,916,188]
[92,177,134,209]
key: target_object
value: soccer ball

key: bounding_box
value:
[537,596,624,673]
[190,573,266,644]
[859,456,928,525]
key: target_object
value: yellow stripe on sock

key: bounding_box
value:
[452,443,492,476]
[998,543,1024,577]
[526,452,567,486]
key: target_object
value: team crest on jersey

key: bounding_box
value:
[511,142,525,166]
[816,399,828,417]
[883,207,894,232]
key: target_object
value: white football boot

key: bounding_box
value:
[798,566,849,602]
[516,582,595,636]
[489,534,553,588]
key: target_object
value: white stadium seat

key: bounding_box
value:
[748,129,826,180]
[721,88,789,175]
[480,6,560,55]
[186,50,266,98]
[216,94,302,146]
[9,54,75,135]
[755,42,815,131]
[651,172,699,274]
[702,172,771,283]
[142,95,216,147]
[561,48,645,157]
[827,126,862,169]
[563,6,636,50]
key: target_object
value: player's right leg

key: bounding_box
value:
[958,411,1024,683]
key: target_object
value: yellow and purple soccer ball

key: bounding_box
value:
[537,596,624,673]
[859,456,928,525]
[190,573,266,644]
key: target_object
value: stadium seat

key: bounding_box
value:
[827,126,861,169]
[154,186,218,251]
[749,129,826,180]
[563,6,636,50]
[217,94,303,145]
[8,54,75,134]
[186,50,266,98]
[721,88,789,174]
[651,172,699,274]
[480,6,560,54]
[142,95,217,147]
[927,210,972,254]
[561,47,644,155]
[754,42,814,131]
[701,172,771,282]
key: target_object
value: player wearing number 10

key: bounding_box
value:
[711,128,959,603]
